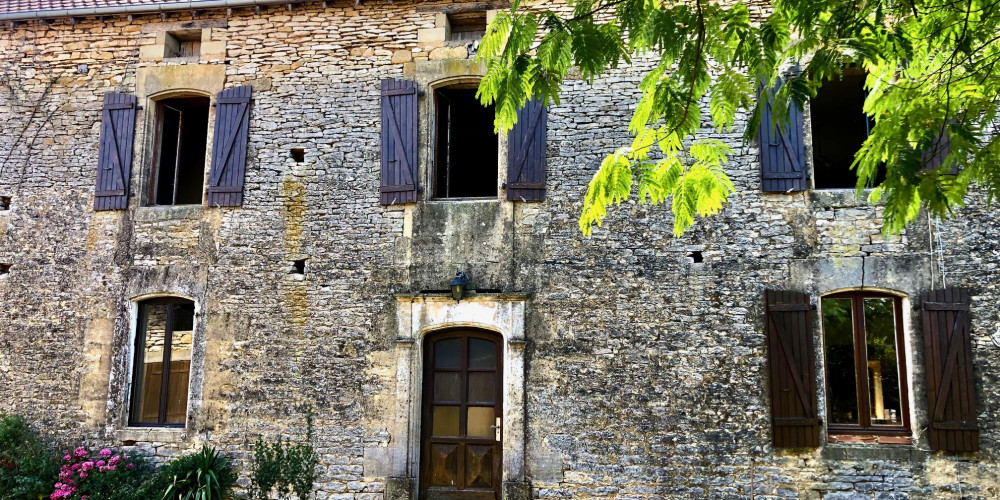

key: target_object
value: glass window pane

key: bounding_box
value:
[467,407,494,437]
[822,298,859,425]
[864,298,903,426]
[134,302,169,423]
[434,339,461,370]
[432,406,460,436]
[434,372,461,402]
[468,338,496,370]
[468,372,496,404]
[166,304,194,424]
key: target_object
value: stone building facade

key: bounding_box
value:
[0,0,998,498]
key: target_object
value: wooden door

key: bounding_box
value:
[421,330,502,500]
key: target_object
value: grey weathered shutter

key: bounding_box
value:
[506,98,547,202]
[758,81,807,193]
[921,131,957,175]
[94,92,138,211]
[208,85,252,207]
[380,79,419,205]
[765,290,820,448]
[921,287,978,452]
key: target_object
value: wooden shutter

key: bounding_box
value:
[765,290,820,448]
[380,79,419,205]
[921,287,978,452]
[921,131,958,175]
[506,98,547,201]
[208,85,252,207]
[758,82,807,193]
[94,93,138,211]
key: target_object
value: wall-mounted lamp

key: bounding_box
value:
[450,271,468,302]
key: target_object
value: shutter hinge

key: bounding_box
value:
[501,183,507,189]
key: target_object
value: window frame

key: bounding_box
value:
[821,291,911,436]
[431,83,500,201]
[148,95,210,207]
[127,296,194,428]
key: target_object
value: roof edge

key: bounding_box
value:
[0,0,309,22]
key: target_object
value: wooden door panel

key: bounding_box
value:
[421,330,502,500]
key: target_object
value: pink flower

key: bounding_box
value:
[80,461,94,472]
[108,455,120,466]
[79,472,87,479]
[126,463,134,469]
[99,448,112,458]
[63,454,71,461]
[74,447,87,458]
[95,460,105,467]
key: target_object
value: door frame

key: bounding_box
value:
[390,295,528,495]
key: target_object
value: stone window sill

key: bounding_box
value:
[135,204,205,222]
[808,188,880,209]
[115,427,189,445]
[828,434,912,445]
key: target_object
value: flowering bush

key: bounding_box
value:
[50,446,155,500]
[0,414,60,500]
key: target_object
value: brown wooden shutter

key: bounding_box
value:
[758,81,807,193]
[208,85,252,207]
[506,98,547,202]
[380,79,419,205]
[765,290,820,448]
[94,93,138,211]
[921,287,978,452]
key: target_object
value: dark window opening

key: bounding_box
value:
[689,251,703,263]
[822,292,909,434]
[129,298,194,427]
[810,71,885,189]
[0,263,10,275]
[151,96,209,206]
[434,87,498,198]
[290,148,305,163]
[291,259,306,274]
[164,30,201,58]
[448,12,487,41]
[0,196,9,210]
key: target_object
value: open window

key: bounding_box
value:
[434,86,499,199]
[821,292,909,434]
[810,70,885,189]
[129,298,194,427]
[151,96,210,206]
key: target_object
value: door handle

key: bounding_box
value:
[491,417,501,441]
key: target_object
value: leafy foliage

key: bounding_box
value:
[0,414,60,500]
[53,447,157,500]
[160,447,237,500]
[478,0,1000,235]
[248,409,320,500]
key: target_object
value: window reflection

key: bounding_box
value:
[130,299,194,427]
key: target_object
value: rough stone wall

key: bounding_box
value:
[0,1,998,499]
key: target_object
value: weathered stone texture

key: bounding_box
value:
[0,1,998,499]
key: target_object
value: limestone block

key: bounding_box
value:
[417,27,448,43]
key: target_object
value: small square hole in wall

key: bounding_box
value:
[290,148,305,163]
[290,259,306,275]
[0,263,11,276]
[0,196,10,211]
[448,12,487,41]
[689,251,704,263]
[164,30,202,58]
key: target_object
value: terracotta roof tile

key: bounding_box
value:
[0,0,303,18]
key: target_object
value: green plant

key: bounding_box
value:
[160,446,237,500]
[478,0,1000,237]
[0,414,60,500]
[248,409,320,500]
[53,447,157,500]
